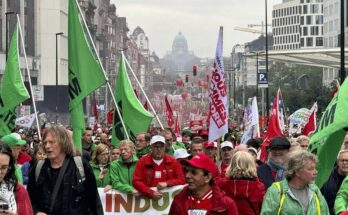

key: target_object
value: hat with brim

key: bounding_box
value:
[182,153,218,176]
[1,133,26,147]
[174,148,191,159]
[150,135,165,145]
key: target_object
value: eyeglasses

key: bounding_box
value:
[339,159,348,164]
[165,138,172,142]
[0,166,10,173]
[300,145,308,148]
[136,139,146,142]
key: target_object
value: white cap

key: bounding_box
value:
[150,135,165,145]
[221,141,233,149]
[174,148,191,160]
[248,147,258,155]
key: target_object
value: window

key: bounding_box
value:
[303,26,308,36]
[303,5,308,14]
[315,15,323,24]
[311,26,319,35]
[301,38,304,47]
[301,16,304,25]
[306,16,312,25]
[306,37,313,46]
[316,37,323,46]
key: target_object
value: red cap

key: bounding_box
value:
[182,154,218,175]
[204,141,217,148]
[200,129,208,136]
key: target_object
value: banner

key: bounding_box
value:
[16,113,35,128]
[68,0,107,150]
[288,108,311,134]
[308,78,348,188]
[208,27,228,142]
[241,97,259,144]
[99,185,184,214]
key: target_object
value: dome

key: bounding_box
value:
[172,32,188,54]
[132,26,145,37]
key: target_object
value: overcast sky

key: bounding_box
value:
[110,0,281,58]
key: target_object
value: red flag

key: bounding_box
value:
[93,121,98,131]
[93,95,98,120]
[107,108,114,125]
[174,117,180,137]
[143,101,148,111]
[260,89,284,162]
[165,95,174,127]
[302,102,317,136]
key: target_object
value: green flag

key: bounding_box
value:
[308,79,348,188]
[111,55,153,146]
[68,0,106,150]
[0,23,29,114]
[0,108,16,137]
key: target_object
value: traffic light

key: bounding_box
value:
[185,74,189,82]
[193,65,197,76]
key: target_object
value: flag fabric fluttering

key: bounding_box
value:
[93,94,98,121]
[302,102,317,136]
[241,97,260,144]
[208,27,228,143]
[15,113,36,128]
[111,54,153,146]
[165,95,174,127]
[68,0,107,150]
[260,89,284,162]
[308,78,348,188]
[0,23,30,137]
[173,117,180,137]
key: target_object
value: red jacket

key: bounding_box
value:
[132,154,185,197]
[217,177,265,215]
[169,185,239,215]
[15,183,33,215]
[17,151,32,165]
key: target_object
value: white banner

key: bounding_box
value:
[16,113,35,128]
[208,27,228,143]
[99,185,184,214]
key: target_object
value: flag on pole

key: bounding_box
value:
[241,97,260,144]
[208,27,228,143]
[0,23,29,137]
[111,54,153,146]
[15,113,36,128]
[260,89,284,162]
[308,79,348,188]
[302,102,317,136]
[174,117,180,137]
[0,23,29,114]
[68,0,107,150]
[165,95,174,127]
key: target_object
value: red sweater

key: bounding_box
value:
[217,177,265,215]
[132,154,185,197]
[15,184,33,215]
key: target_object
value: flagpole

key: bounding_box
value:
[74,0,129,139]
[122,52,164,129]
[16,15,41,140]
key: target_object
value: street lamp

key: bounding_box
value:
[265,0,270,122]
[55,32,64,124]
[5,11,16,60]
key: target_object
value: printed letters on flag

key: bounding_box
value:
[68,0,107,150]
[208,27,228,143]
[308,79,348,188]
[16,113,35,128]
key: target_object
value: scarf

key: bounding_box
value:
[267,158,285,181]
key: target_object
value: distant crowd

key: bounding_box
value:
[1,125,348,214]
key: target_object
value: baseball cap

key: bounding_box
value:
[1,133,26,147]
[204,141,217,148]
[174,148,191,160]
[221,141,233,149]
[182,153,218,175]
[248,147,258,155]
[200,130,208,136]
[150,135,165,145]
[269,137,291,150]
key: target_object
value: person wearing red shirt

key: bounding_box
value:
[218,141,234,175]
[169,153,239,215]
[132,135,185,199]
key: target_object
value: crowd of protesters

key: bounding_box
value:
[1,125,348,214]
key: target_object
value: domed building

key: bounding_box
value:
[160,32,199,74]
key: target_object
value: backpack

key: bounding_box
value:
[35,156,86,182]
[273,181,321,215]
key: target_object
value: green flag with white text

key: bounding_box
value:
[0,23,29,114]
[111,55,153,146]
[308,78,348,188]
[68,0,106,150]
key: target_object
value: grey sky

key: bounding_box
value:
[111,0,281,58]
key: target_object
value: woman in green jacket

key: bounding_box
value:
[90,143,112,190]
[334,174,348,214]
[110,140,139,194]
[261,150,329,215]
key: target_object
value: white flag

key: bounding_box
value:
[241,97,259,144]
[16,113,35,128]
[208,27,228,142]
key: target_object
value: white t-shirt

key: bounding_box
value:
[0,182,17,214]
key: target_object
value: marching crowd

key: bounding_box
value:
[1,126,348,215]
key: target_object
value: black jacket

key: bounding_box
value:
[257,163,275,190]
[321,167,346,215]
[27,156,104,215]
